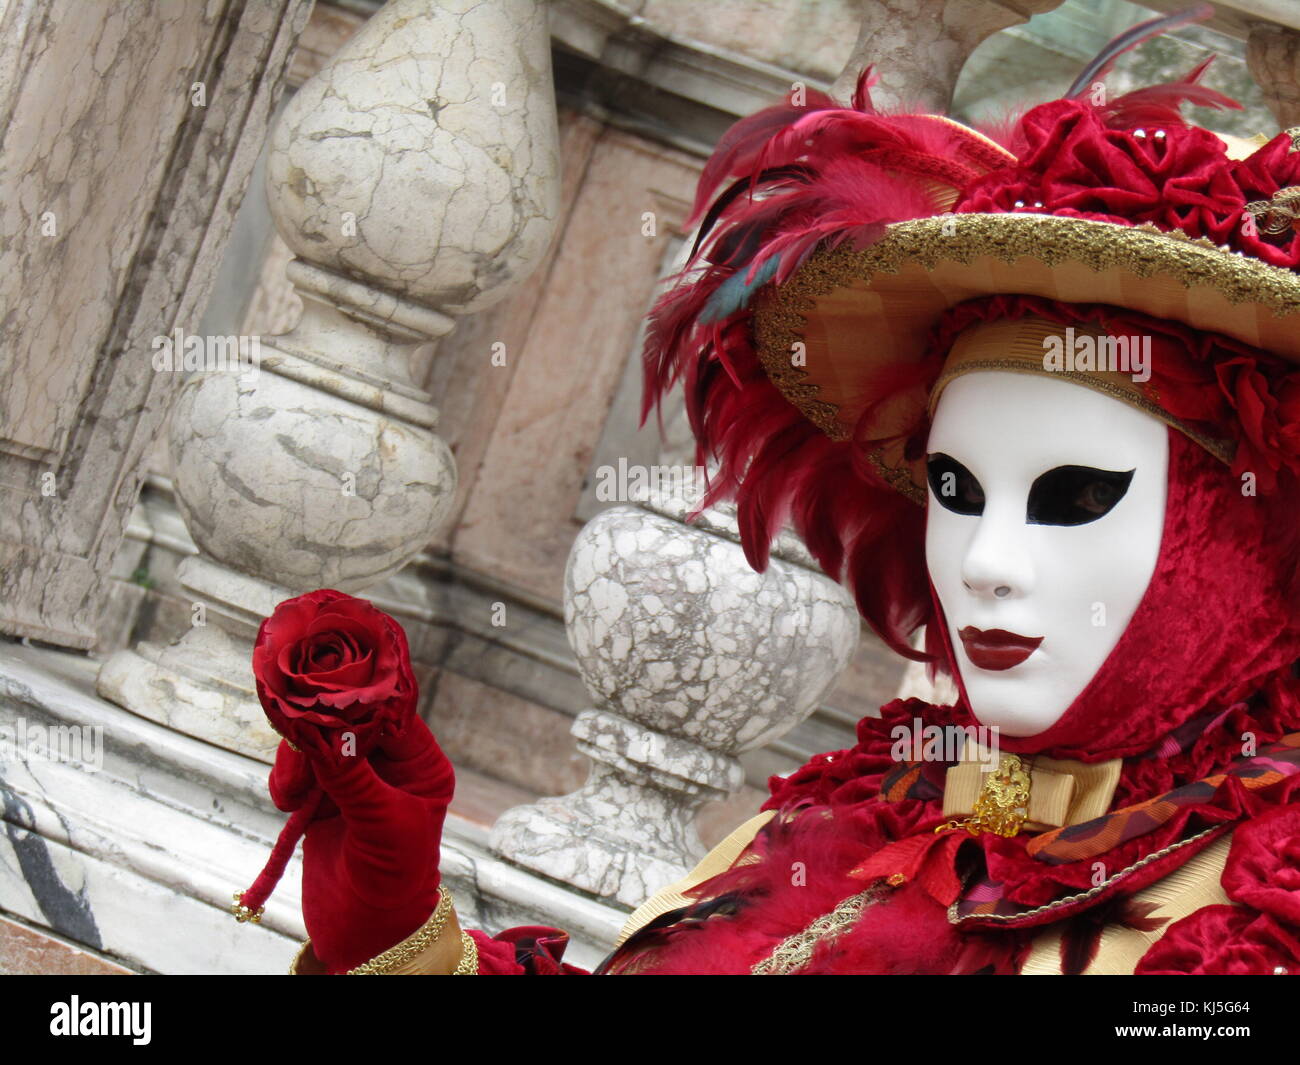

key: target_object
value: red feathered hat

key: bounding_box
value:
[642,13,1300,665]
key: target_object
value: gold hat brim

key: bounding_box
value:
[752,212,1300,442]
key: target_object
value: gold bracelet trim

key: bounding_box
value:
[348,886,455,975]
[452,930,479,975]
[288,886,480,974]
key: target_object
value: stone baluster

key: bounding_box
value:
[1247,23,1300,130]
[491,453,860,907]
[98,0,560,762]
[829,0,1065,109]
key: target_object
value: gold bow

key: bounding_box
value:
[940,742,1122,838]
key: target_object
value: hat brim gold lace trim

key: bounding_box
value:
[751,213,1300,488]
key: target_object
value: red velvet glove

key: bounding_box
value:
[273,718,454,973]
[236,591,456,974]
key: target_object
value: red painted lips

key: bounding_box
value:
[958,627,1043,671]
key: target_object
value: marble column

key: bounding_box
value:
[98,0,561,762]
[829,0,1066,109]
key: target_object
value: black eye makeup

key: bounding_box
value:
[1026,464,1134,525]
[927,453,985,515]
[927,453,1135,526]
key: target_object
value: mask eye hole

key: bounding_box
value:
[927,453,984,516]
[1027,465,1134,526]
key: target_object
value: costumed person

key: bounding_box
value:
[233,10,1300,975]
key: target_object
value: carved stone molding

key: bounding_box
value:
[0,0,311,648]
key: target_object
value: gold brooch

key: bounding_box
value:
[936,754,1032,838]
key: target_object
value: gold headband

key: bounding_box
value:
[927,315,1234,467]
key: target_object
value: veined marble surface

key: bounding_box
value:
[266,0,560,314]
[494,500,860,907]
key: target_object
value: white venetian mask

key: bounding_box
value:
[924,371,1169,737]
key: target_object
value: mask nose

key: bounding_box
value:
[960,505,1034,601]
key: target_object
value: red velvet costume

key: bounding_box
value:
[239,24,1300,976]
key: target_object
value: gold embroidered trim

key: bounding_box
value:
[947,825,1223,926]
[452,930,479,975]
[930,358,1235,466]
[868,448,926,505]
[750,886,885,975]
[287,887,475,975]
[1245,186,1300,235]
[347,885,454,975]
[755,216,1300,409]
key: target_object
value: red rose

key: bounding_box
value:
[252,589,417,763]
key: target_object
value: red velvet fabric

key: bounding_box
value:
[293,720,454,974]
[958,97,1300,270]
[600,779,1027,975]
[1136,804,1300,974]
[470,928,589,976]
[1135,906,1300,975]
[1221,805,1300,926]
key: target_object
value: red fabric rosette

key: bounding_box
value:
[1214,360,1300,492]
[1221,805,1300,927]
[1135,905,1300,976]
